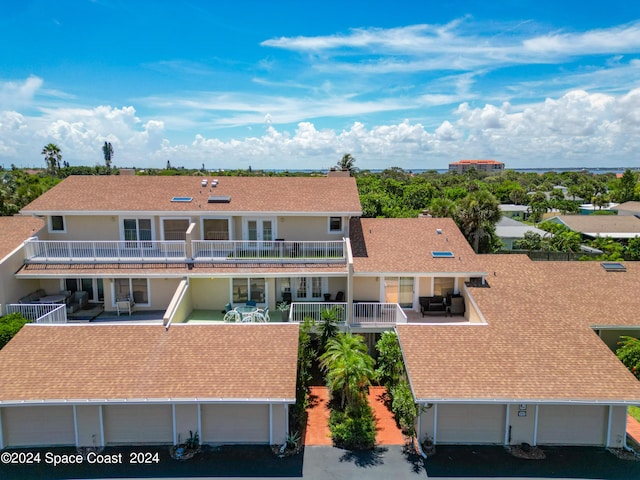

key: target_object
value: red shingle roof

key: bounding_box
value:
[21,175,362,215]
[0,324,299,403]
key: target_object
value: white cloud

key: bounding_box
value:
[0,76,43,109]
[4,81,640,170]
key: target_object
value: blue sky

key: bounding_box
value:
[2,0,640,170]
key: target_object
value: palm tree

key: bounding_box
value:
[336,154,358,176]
[41,143,62,180]
[454,190,502,253]
[102,141,114,172]
[427,197,456,218]
[319,333,374,410]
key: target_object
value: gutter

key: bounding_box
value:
[0,397,297,407]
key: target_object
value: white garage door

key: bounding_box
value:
[3,406,75,447]
[202,404,270,444]
[103,405,172,445]
[537,405,607,446]
[437,404,505,444]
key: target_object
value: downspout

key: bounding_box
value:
[345,237,354,328]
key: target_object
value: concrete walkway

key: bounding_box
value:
[304,386,405,446]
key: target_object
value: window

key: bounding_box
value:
[64,278,104,302]
[232,278,265,304]
[113,278,149,305]
[202,218,230,240]
[50,215,65,232]
[123,218,152,246]
[329,216,343,233]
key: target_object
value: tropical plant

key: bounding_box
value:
[0,313,31,349]
[329,402,376,449]
[319,332,375,410]
[41,143,62,180]
[374,331,404,389]
[390,380,418,436]
[616,336,640,380]
[318,306,340,352]
[102,141,114,172]
[336,153,358,176]
[454,190,502,253]
[183,430,199,450]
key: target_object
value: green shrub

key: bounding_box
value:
[0,313,30,350]
[390,380,417,436]
[617,336,640,380]
[329,403,376,450]
[374,331,404,389]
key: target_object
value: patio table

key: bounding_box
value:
[235,305,258,322]
[38,294,67,304]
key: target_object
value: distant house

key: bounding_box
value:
[495,217,549,250]
[547,215,640,239]
[499,204,530,221]
[448,159,505,174]
[614,201,640,216]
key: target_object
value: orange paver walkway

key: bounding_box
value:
[304,386,332,445]
[368,386,406,445]
[304,385,405,446]
[628,415,640,443]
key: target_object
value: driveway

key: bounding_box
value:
[1,444,639,479]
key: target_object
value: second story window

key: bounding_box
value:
[329,216,343,233]
[50,215,65,232]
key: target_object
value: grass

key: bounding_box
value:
[629,406,640,423]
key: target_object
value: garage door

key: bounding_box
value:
[3,406,75,447]
[537,405,607,446]
[202,404,269,444]
[103,405,172,445]
[437,404,505,444]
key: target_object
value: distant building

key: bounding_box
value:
[449,159,505,174]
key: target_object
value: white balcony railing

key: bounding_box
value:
[24,238,187,264]
[289,302,348,323]
[6,303,67,323]
[192,240,346,263]
[350,302,407,326]
[288,301,407,327]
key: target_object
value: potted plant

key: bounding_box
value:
[277,301,290,321]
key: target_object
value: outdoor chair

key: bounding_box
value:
[223,309,240,323]
[335,291,345,302]
[246,300,257,307]
[447,296,465,317]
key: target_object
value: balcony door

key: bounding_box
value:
[384,277,414,308]
[244,218,275,243]
[162,218,189,241]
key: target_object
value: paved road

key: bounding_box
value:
[1,444,639,479]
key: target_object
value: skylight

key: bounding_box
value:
[601,262,626,272]
[432,251,454,258]
[171,197,192,202]
[208,195,231,204]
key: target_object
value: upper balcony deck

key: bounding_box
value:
[23,238,347,265]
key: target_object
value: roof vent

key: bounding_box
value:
[201,179,208,187]
[212,179,219,188]
[601,262,626,272]
[432,251,454,258]
[436,228,442,235]
[208,195,231,204]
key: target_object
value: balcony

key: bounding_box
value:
[24,238,187,264]
[23,238,346,265]
[5,303,67,323]
[288,301,407,327]
[192,240,346,263]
